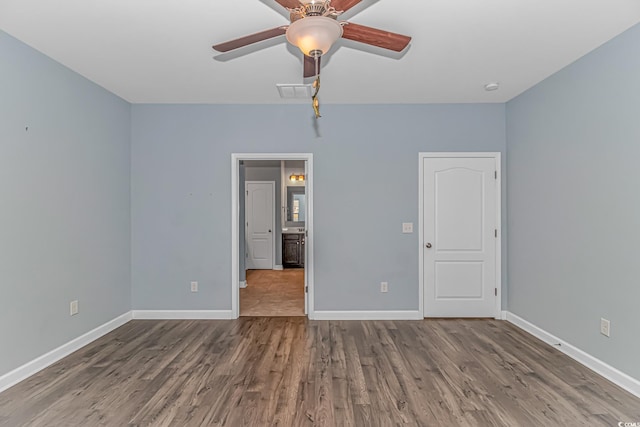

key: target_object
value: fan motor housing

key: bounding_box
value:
[290,0,340,22]
[305,3,327,16]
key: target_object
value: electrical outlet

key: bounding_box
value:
[402,222,413,233]
[381,282,388,293]
[191,281,198,292]
[70,300,78,316]
[600,318,610,337]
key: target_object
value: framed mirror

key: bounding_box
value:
[286,186,306,225]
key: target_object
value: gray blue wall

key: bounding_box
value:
[0,32,131,376]
[130,104,507,311]
[507,24,640,379]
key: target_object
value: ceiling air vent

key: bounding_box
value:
[276,84,312,99]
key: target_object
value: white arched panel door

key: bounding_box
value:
[423,155,499,317]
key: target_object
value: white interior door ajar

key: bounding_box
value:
[423,155,499,317]
[246,181,274,270]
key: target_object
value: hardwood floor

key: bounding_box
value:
[240,269,304,317]
[1,318,639,426]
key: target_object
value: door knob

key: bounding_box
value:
[268,229,272,233]
[426,243,432,248]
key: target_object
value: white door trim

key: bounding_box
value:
[245,180,276,270]
[418,152,502,319]
[231,153,314,319]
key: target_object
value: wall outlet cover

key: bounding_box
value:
[381,282,388,293]
[600,318,610,337]
[70,300,79,316]
[191,281,198,292]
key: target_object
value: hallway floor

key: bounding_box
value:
[240,269,304,316]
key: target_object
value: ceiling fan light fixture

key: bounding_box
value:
[286,16,343,57]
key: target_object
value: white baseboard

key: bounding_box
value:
[505,311,640,398]
[273,265,283,271]
[239,280,247,289]
[0,311,132,394]
[132,310,235,320]
[312,310,422,320]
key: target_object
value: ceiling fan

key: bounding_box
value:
[212,0,411,77]
[212,0,411,116]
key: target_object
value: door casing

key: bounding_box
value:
[418,152,502,319]
[231,153,314,319]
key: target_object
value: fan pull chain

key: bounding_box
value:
[312,77,320,118]
[312,55,321,118]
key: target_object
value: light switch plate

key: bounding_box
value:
[402,222,413,233]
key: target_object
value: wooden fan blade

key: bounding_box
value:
[274,0,301,9]
[303,55,321,78]
[341,22,411,52]
[331,0,361,12]
[212,27,287,52]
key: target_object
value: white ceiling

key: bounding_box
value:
[1,0,639,104]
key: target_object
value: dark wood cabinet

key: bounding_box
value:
[283,233,304,268]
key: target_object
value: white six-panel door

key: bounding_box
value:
[422,154,500,317]
[246,181,274,270]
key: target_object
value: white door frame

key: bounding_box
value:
[245,181,276,270]
[231,153,314,319]
[418,152,502,319]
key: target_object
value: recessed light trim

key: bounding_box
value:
[484,82,500,91]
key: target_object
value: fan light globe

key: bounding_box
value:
[286,16,343,57]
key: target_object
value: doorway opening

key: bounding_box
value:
[231,154,314,319]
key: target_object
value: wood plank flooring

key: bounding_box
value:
[240,269,304,317]
[0,318,639,426]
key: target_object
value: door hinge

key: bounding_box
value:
[246,190,248,195]
[495,288,497,296]
[495,171,497,179]
[495,229,497,238]
[305,286,308,293]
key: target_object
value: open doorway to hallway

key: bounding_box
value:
[232,155,313,318]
